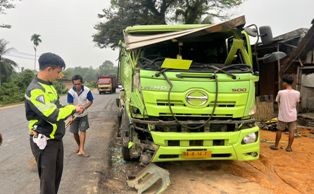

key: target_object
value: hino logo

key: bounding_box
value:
[185,90,208,106]
[232,88,247,93]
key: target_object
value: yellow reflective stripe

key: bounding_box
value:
[57,105,76,121]
[29,89,57,117]
[49,122,57,139]
[38,83,75,121]
[37,104,56,113]
[28,120,38,134]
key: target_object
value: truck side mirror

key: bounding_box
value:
[258,51,287,63]
[259,26,273,45]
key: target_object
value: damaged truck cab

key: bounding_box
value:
[118,16,260,165]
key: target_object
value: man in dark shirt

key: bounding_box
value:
[25,52,84,194]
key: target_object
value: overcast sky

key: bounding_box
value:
[0,0,313,71]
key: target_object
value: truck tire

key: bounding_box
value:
[99,91,102,95]
[119,109,133,161]
[122,146,131,161]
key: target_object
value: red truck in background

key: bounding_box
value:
[97,75,117,94]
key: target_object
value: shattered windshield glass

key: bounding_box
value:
[137,32,252,73]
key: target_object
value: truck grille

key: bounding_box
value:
[167,139,225,146]
[158,153,232,159]
[156,100,236,107]
[132,118,256,132]
[159,113,233,118]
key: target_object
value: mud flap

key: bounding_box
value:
[127,163,170,194]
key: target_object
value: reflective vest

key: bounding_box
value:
[25,77,76,140]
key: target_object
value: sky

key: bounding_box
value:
[0,0,313,71]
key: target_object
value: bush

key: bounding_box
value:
[53,80,67,94]
[0,82,24,105]
[85,81,96,89]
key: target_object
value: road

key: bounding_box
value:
[104,126,314,194]
[0,91,119,194]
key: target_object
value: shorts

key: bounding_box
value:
[69,115,90,133]
[277,121,297,132]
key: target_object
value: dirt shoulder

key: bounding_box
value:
[102,128,314,194]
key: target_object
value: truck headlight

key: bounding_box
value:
[242,132,257,144]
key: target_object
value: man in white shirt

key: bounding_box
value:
[67,75,94,157]
[270,74,300,152]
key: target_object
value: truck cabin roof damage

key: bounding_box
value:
[123,15,246,50]
[121,15,254,76]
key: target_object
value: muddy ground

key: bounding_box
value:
[101,127,314,194]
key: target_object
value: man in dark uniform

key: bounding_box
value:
[25,52,84,194]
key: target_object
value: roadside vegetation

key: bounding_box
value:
[93,0,244,48]
[0,43,117,106]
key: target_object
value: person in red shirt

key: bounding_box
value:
[270,74,300,152]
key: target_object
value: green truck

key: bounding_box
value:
[117,16,277,165]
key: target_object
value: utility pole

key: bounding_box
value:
[0,56,2,86]
[34,46,36,71]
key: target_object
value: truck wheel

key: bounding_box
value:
[120,109,132,161]
[99,91,102,95]
[122,146,131,161]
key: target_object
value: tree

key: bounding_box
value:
[0,0,16,29]
[63,66,98,82]
[93,0,243,48]
[98,60,117,76]
[174,0,242,24]
[0,69,35,105]
[0,39,17,85]
[94,0,169,48]
[31,34,42,71]
[0,0,15,14]
[12,69,34,90]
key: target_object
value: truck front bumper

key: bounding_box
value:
[98,86,112,92]
[150,126,260,162]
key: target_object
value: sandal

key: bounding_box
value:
[77,152,90,157]
[285,147,292,152]
[270,145,279,150]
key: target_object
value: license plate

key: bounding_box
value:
[183,150,212,159]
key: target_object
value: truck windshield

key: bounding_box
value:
[137,32,251,73]
[98,78,111,84]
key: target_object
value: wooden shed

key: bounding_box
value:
[254,20,314,121]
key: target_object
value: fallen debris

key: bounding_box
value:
[258,117,278,131]
[127,163,170,194]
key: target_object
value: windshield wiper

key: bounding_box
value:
[191,63,237,79]
[210,65,237,79]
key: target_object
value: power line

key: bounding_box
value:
[3,54,37,60]
[8,49,35,57]
[13,51,34,57]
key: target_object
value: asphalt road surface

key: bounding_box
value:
[0,91,119,194]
